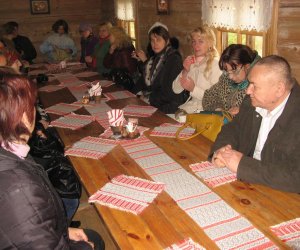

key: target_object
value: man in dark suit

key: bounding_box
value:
[211,55,300,193]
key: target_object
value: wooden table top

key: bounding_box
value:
[38,73,300,250]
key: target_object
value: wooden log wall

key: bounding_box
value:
[277,0,300,81]
[0,0,114,62]
[136,0,202,58]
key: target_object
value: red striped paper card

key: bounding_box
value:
[104,90,136,100]
[88,175,165,214]
[45,103,82,115]
[165,238,205,250]
[270,218,300,249]
[65,136,118,159]
[123,104,157,117]
[50,113,94,130]
[99,126,149,139]
[149,123,195,138]
[190,161,237,188]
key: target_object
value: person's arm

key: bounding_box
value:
[68,38,77,57]
[172,71,185,94]
[119,47,138,75]
[202,73,226,111]
[39,37,53,54]
[158,52,184,113]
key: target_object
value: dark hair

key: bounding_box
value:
[0,67,37,146]
[148,26,170,43]
[2,22,17,35]
[170,37,179,50]
[219,44,258,71]
[6,21,18,29]
[256,55,294,88]
[52,19,69,34]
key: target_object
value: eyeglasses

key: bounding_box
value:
[223,65,243,76]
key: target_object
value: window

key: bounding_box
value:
[202,0,273,56]
[217,29,264,56]
[114,0,137,47]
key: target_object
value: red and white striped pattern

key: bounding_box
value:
[45,103,82,115]
[165,238,205,250]
[50,113,94,130]
[190,161,237,188]
[104,90,136,100]
[271,218,300,249]
[123,104,157,117]
[89,175,164,214]
[150,123,195,138]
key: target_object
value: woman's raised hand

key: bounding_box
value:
[183,55,195,72]
[132,50,147,62]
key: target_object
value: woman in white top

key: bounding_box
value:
[172,26,222,114]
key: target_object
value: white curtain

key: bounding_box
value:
[202,0,273,32]
[115,0,135,21]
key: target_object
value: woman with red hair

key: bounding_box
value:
[0,68,104,249]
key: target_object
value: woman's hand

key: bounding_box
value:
[183,56,195,72]
[85,56,93,63]
[109,44,117,54]
[132,50,147,62]
[68,228,94,249]
[229,106,240,116]
[180,76,195,92]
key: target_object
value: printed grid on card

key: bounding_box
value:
[123,105,157,117]
[190,161,237,188]
[150,123,195,138]
[165,238,206,250]
[104,90,136,100]
[270,218,300,249]
[45,103,82,115]
[38,85,66,92]
[118,136,276,249]
[89,175,164,214]
[84,102,112,115]
[65,136,118,159]
[50,113,94,130]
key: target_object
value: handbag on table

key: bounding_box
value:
[175,111,232,142]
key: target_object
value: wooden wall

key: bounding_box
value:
[0,0,115,61]
[0,0,299,81]
[136,0,202,58]
[277,0,300,81]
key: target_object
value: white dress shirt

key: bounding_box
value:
[253,94,290,160]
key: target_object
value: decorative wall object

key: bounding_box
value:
[157,0,169,15]
[30,0,50,15]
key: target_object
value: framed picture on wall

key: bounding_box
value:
[157,0,169,15]
[30,0,50,15]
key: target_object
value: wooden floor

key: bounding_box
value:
[73,188,118,250]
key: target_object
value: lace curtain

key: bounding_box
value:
[115,0,135,21]
[202,0,273,32]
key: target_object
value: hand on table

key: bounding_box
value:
[212,144,243,173]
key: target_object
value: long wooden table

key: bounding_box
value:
[39,73,300,249]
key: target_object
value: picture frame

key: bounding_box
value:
[156,0,169,15]
[30,0,50,15]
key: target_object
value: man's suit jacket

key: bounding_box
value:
[211,83,300,193]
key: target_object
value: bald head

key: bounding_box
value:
[254,55,294,89]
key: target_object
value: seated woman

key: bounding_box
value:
[0,41,23,74]
[0,68,104,249]
[133,22,187,114]
[103,26,138,80]
[172,26,222,115]
[87,22,112,75]
[79,23,98,67]
[40,19,77,63]
[202,44,260,116]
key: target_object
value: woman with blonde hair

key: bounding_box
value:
[103,26,137,76]
[173,25,222,115]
